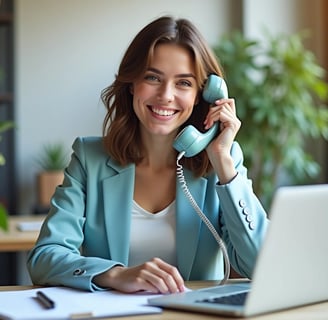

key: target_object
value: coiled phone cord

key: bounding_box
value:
[176,152,230,285]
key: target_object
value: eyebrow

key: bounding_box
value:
[147,67,196,79]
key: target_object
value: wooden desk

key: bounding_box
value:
[1,281,327,319]
[0,215,45,252]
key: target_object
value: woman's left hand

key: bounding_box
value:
[204,98,241,184]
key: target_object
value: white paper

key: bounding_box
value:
[0,287,162,319]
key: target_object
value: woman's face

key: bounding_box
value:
[131,43,199,138]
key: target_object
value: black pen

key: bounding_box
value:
[36,290,56,309]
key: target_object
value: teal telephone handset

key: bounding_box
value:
[173,75,228,157]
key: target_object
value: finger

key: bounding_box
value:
[155,258,185,292]
[152,258,185,289]
[204,101,235,127]
[204,108,225,129]
[144,258,185,293]
[214,98,236,111]
[133,270,168,293]
[206,104,239,130]
[140,269,172,294]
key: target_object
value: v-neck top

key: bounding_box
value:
[128,200,177,267]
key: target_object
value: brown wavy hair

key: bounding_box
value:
[101,16,223,177]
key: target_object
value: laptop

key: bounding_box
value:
[148,184,328,317]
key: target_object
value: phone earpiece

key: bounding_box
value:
[202,74,228,103]
[173,75,228,157]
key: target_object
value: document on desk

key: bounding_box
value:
[0,286,162,319]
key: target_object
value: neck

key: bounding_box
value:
[139,133,177,170]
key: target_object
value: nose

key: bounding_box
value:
[157,82,174,103]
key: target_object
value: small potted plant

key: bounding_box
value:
[0,120,14,231]
[36,143,68,211]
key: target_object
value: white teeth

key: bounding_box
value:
[151,107,175,116]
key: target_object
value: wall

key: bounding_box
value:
[15,0,232,213]
[243,0,327,59]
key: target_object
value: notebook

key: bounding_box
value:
[148,184,328,317]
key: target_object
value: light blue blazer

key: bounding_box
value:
[27,137,268,291]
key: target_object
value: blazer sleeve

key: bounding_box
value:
[216,142,269,278]
[26,137,124,291]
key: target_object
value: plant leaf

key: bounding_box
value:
[0,204,8,231]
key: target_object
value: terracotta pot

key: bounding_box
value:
[37,170,64,207]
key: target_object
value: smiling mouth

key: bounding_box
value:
[150,106,177,116]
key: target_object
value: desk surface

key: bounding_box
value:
[0,215,45,252]
[1,281,327,320]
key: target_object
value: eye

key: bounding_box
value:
[144,74,160,82]
[177,79,193,87]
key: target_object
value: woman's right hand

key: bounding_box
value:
[93,257,185,294]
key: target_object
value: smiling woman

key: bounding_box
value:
[27,16,269,294]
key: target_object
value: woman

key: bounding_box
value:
[27,16,268,293]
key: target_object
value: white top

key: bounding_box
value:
[128,200,177,267]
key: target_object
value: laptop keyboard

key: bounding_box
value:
[196,291,248,306]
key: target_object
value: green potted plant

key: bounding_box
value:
[214,31,328,208]
[36,143,68,210]
[0,120,14,230]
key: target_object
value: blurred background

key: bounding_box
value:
[0,0,327,284]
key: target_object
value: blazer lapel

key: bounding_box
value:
[102,159,135,265]
[176,169,207,279]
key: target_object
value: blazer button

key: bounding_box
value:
[242,208,250,215]
[239,200,247,208]
[249,221,255,230]
[73,268,86,276]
